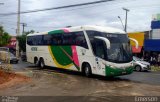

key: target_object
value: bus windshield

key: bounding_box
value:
[87,31,132,63]
[107,34,132,63]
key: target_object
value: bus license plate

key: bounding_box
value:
[122,72,126,74]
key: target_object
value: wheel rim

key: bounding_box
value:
[136,66,140,71]
[85,67,89,76]
[40,60,44,68]
[35,60,38,66]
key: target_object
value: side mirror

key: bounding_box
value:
[94,36,110,49]
[129,38,139,49]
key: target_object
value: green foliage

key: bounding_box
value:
[17,30,36,52]
[0,26,11,46]
[24,30,35,35]
[17,34,26,52]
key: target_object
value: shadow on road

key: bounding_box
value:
[26,65,134,83]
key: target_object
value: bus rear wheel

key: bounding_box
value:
[39,58,45,69]
[34,57,39,67]
[83,64,92,77]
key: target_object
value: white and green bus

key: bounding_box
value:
[26,25,137,77]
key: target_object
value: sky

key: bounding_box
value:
[0,0,160,35]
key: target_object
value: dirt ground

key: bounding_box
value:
[0,70,30,89]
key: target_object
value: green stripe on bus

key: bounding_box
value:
[48,29,80,70]
[48,30,64,34]
[105,66,134,77]
[50,46,73,66]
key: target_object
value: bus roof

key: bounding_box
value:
[27,25,126,36]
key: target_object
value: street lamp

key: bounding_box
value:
[122,7,130,32]
[118,16,125,31]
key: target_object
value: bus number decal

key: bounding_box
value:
[31,47,37,51]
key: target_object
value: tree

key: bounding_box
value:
[0,26,11,46]
[17,34,26,52]
[23,30,35,35]
[17,30,36,52]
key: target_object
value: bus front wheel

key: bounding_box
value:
[83,64,92,77]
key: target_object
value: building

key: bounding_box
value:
[144,14,160,59]
[128,31,150,58]
[6,36,16,54]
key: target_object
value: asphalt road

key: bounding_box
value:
[119,71,160,85]
[13,60,160,85]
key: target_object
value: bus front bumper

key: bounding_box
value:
[105,66,134,77]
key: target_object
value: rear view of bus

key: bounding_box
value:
[26,25,135,77]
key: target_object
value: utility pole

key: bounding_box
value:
[21,23,27,34]
[122,7,129,32]
[16,0,21,58]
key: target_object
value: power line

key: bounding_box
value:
[0,0,113,16]
[0,4,159,19]
[0,0,127,18]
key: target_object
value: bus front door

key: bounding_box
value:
[91,39,107,76]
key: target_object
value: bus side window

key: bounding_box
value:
[50,34,62,45]
[62,33,73,45]
[27,36,33,45]
[93,39,107,59]
[43,35,51,45]
[90,41,96,55]
[37,35,43,45]
[51,37,57,45]
[74,32,88,49]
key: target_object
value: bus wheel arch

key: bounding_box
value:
[81,62,92,77]
[39,57,45,68]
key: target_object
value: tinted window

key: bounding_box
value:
[35,35,43,45]
[86,30,132,63]
[43,34,63,45]
[87,31,105,41]
[62,33,73,45]
[27,36,33,45]
[91,38,107,59]
[27,35,43,45]
[62,31,88,48]
[74,32,88,48]
[43,35,51,45]
[27,31,88,49]
[51,34,62,45]
[86,30,128,43]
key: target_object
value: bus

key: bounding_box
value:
[26,25,138,77]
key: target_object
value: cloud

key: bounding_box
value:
[0,0,160,35]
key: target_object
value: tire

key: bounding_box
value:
[39,58,45,69]
[34,58,39,67]
[135,65,141,72]
[83,64,92,77]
